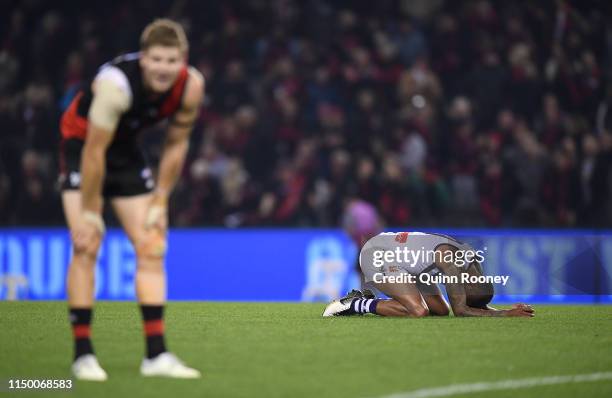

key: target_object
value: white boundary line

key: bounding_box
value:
[378,372,612,398]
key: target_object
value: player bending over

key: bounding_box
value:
[323,232,534,318]
[59,19,204,380]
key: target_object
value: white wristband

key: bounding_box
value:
[145,205,166,229]
[83,211,105,234]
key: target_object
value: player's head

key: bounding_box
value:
[139,19,188,93]
[459,254,493,308]
[464,280,494,309]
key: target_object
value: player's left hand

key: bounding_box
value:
[145,193,168,232]
[512,303,534,313]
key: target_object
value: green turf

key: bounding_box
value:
[0,302,611,398]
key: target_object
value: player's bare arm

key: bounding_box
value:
[74,78,129,254]
[435,244,534,318]
[147,68,205,231]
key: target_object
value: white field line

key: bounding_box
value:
[377,372,612,398]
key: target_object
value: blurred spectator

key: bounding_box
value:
[0,0,609,228]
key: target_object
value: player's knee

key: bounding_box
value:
[136,231,167,268]
[71,240,101,263]
[398,301,429,317]
[410,306,430,318]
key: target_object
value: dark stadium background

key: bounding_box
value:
[1,3,611,397]
[0,0,610,229]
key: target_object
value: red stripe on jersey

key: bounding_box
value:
[395,232,409,243]
[60,92,88,140]
[159,67,189,118]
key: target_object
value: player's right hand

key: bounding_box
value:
[512,303,535,313]
[73,211,105,256]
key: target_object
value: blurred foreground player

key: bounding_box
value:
[323,232,534,318]
[59,19,204,380]
[342,199,383,248]
[341,199,383,288]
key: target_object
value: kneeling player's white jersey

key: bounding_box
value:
[359,232,472,280]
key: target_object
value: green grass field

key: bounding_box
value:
[1,302,611,398]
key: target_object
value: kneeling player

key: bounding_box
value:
[323,232,534,318]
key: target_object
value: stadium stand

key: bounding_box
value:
[0,0,610,228]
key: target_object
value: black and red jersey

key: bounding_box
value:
[60,52,189,141]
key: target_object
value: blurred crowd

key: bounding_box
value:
[1,0,611,228]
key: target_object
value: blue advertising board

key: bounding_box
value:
[0,228,611,303]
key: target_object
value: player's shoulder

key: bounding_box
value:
[103,52,141,78]
[370,231,429,245]
[187,66,205,86]
[182,66,205,108]
[376,231,426,238]
[92,53,140,93]
[364,232,400,247]
[186,66,205,93]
